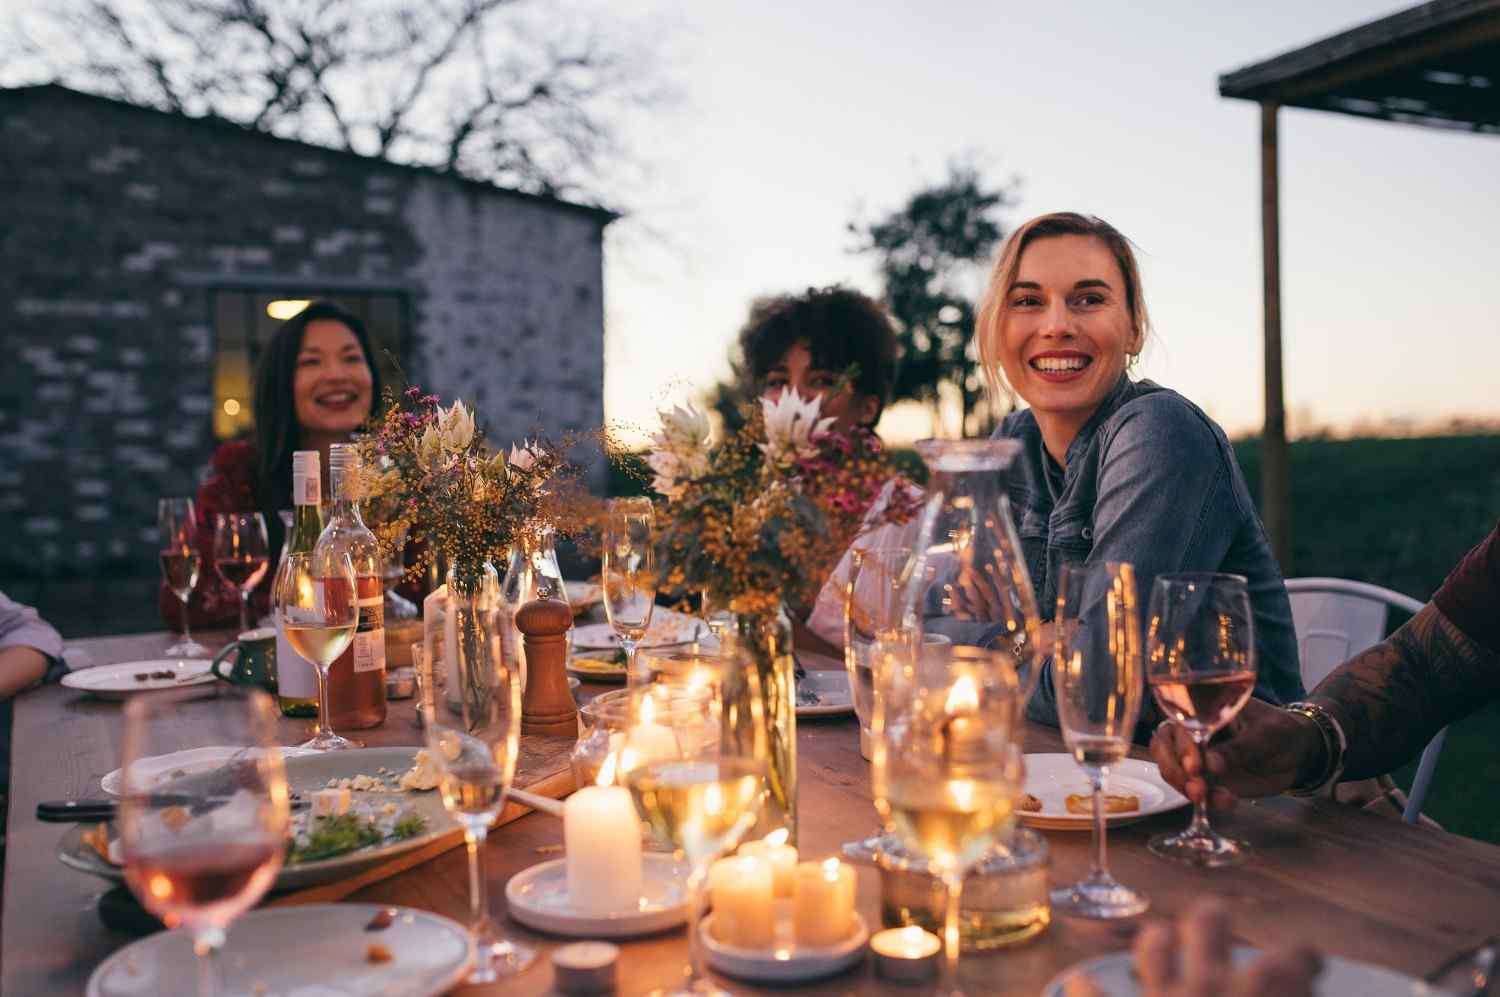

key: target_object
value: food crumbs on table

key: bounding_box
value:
[1019,793,1043,812]
[1064,793,1139,814]
[366,943,394,964]
[365,908,396,931]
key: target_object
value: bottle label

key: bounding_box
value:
[353,590,385,674]
[294,469,321,507]
[275,628,319,699]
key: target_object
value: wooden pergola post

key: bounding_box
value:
[1260,100,1289,567]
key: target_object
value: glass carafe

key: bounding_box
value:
[500,526,571,694]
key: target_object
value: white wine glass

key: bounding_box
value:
[118,687,289,997]
[160,497,210,658]
[274,550,360,751]
[213,512,270,633]
[1050,560,1149,919]
[872,643,1023,995]
[424,588,536,982]
[603,497,657,684]
[1146,572,1257,867]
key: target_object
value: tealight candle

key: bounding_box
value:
[792,858,856,947]
[738,830,798,898]
[564,784,643,915]
[870,925,941,982]
[709,854,774,948]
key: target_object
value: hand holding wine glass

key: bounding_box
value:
[274,549,360,751]
[160,497,210,658]
[602,497,657,684]
[213,512,270,633]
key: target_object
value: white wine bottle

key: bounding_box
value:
[275,450,322,717]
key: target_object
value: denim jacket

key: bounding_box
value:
[996,376,1304,732]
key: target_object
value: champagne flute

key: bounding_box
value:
[845,545,913,761]
[274,550,360,751]
[118,687,289,997]
[872,643,1023,995]
[213,512,270,633]
[603,497,657,684]
[1146,572,1257,867]
[160,497,210,658]
[424,590,536,982]
[1049,560,1150,919]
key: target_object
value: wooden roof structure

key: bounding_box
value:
[1217,0,1500,563]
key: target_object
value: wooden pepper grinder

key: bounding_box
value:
[517,598,578,735]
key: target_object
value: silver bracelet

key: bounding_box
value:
[1283,701,1348,796]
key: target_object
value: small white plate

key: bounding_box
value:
[101,745,320,795]
[796,669,855,718]
[572,610,706,650]
[1042,945,1419,997]
[567,650,628,684]
[61,659,217,700]
[505,854,690,938]
[1020,754,1188,830]
[564,580,602,612]
[87,903,474,997]
[700,910,868,984]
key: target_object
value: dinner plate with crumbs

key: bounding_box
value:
[100,745,321,796]
[87,903,474,997]
[60,747,457,892]
[571,609,707,651]
[1019,754,1188,831]
[61,659,217,700]
[1042,945,1420,997]
[795,669,855,718]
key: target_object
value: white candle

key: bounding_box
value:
[564,785,643,915]
[793,858,856,947]
[870,925,941,982]
[709,854,774,949]
[738,831,798,898]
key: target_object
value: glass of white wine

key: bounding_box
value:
[622,657,768,997]
[1049,560,1149,919]
[423,585,536,982]
[602,497,657,684]
[871,643,1023,995]
[274,550,360,752]
[160,497,210,658]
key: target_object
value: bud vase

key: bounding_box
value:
[722,606,798,844]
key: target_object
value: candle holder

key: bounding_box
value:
[870,926,941,983]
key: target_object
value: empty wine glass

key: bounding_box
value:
[1146,572,1257,867]
[118,687,289,997]
[1049,560,1149,919]
[274,549,360,751]
[213,512,270,633]
[603,497,657,684]
[160,497,210,658]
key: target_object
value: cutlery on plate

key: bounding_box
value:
[37,792,307,823]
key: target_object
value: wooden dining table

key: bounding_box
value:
[5,629,1500,995]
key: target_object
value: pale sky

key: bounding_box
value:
[602,0,1500,443]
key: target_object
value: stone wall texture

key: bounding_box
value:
[0,85,609,576]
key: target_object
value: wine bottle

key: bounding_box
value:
[274,451,322,717]
[320,443,387,729]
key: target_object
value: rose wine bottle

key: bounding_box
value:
[319,443,387,729]
[275,451,323,717]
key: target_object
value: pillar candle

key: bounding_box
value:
[793,858,856,947]
[564,785,643,914]
[709,854,775,949]
[738,834,798,898]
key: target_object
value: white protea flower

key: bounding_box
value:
[508,439,544,472]
[418,424,443,467]
[647,403,712,498]
[759,388,834,466]
[437,400,475,452]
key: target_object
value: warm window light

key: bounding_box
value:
[223,398,241,416]
[266,299,311,320]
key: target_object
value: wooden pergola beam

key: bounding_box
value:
[1260,102,1288,567]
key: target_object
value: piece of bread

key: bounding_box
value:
[1064,793,1139,815]
[1019,793,1043,812]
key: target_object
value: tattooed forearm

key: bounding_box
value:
[1312,603,1500,780]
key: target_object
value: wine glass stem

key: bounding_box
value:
[1090,772,1110,880]
[239,590,250,633]
[465,824,492,972]
[192,926,225,997]
[1189,731,1213,836]
[683,859,710,987]
[314,665,335,738]
[180,596,193,647]
[623,640,640,685]
[939,871,965,995]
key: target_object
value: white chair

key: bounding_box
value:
[1285,577,1445,823]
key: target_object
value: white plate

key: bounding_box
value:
[796,669,855,718]
[101,745,321,795]
[564,580,602,612]
[505,854,691,938]
[567,652,628,684]
[572,610,706,650]
[701,909,868,984]
[1020,754,1188,830]
[1042,945,1419,997]
[87,903,474,997]
[61,659,217,700]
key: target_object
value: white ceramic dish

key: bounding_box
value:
[101,745,320,795]
[567,650,628,684]
[1042,945,1419,997]
[505,853,691,938]
[796,669,855,718]
[700,910,868,984]
[1020,754,1188,830]
[564,580,602,613]
[61,659,217,700]
[572,610,706,650]
[87,903,474,997]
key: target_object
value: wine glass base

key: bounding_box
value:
[1148,828,1251,867]
[164,637,212,658]
[649,983,736,997]
[298,731,362,751]
[1050,876,1150,920]
[465,939,537,982]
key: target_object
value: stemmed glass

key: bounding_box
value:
[274,550,360,751]
[424,590,537,982]
[602,497,657,684]
[1146,572,1257,867]
[872,643,1023,995]
[1050,560,1150,919]
[160,497,210,658]
[118,688,289,997]
[213,512,270,633]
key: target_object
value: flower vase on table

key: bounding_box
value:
[443,560,502,715]
[721,606,798,844]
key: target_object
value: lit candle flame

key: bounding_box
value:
[945,674,979,714]
[822,857,841,882]
[596,752,618,787]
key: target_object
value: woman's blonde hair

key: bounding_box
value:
[975,212,1151,404]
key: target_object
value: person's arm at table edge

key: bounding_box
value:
[0,591,65,700]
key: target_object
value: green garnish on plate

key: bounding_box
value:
[287,811,429,864]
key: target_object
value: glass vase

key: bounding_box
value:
[443,560,502,716]
[721,607,798,844]
[500,527,570,696]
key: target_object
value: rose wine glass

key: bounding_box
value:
[274,549,360,751]
[118,687,289,997]
[213,512,270,633]
[603,497,657,684]
[160,497,210,658]
[1050,560,1150,919]
[1146,572,1257,867]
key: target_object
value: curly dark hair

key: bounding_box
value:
[736,286,898,427]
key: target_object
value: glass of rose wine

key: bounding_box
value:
[602,497,657,685]
[213,512,270,633]
[1146,572,1257,867]
[118,687,289,997]
[160,497,210,658]
[1050,560,1150,919]
[274,549,360,751]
